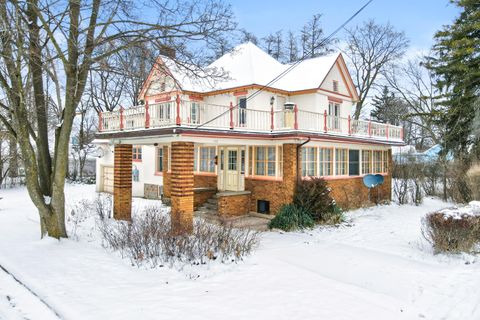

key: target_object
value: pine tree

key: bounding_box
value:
[427,0,480,154]
[370,86,407,126]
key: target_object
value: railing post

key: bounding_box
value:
[145,101,150,129]
[294,104,298,130]
[400,127,404,141]
[348,115,351,136]
[229,102,234,129]
[368,119,372,137]
[323,110,327,132]
[98,112,103,132]
[175,94,181,125]
[120,106,124,131]
[270,105,274,131]
[386,123,389,140]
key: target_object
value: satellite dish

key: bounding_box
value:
[363,174,385,204]
[363,174,384,188]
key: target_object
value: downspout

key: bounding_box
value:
[296,137,311,183]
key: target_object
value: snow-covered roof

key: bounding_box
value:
[155,42,345,93]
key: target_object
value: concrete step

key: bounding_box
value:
[206,198,218,205]
[201,203,218,210]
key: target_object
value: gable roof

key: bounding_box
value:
[140,42,358,99]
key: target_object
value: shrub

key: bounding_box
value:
[269,204,315,231]
[293,177,342,224]
[422,204,480,253]
[98,206,259,267]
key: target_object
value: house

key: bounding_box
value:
[94,42,404,233]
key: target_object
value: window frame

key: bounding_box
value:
[132,146,142,162]
[333,80,339,92]
[254,146,276,177]
[319,147,334,177]
[361,150,372,175]
[155,147,163,174]
[197,146,216,173]
[335,148,348,176]
[301,147,317,177]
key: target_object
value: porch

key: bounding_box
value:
[98,97,404,142]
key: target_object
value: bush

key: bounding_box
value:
[422,204,480,253]
[269,204,315,231]
[98,206,259,267]
[293,177,342,224]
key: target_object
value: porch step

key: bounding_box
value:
[206,198,218,205]
[201,202,218,210]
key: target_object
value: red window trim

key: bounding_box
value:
[328,96,343,103]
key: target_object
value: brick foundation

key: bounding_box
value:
[217,192,251,216]
[170,142,194,234]
[113,144,132,221]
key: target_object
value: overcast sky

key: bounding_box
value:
[232,0,459,53]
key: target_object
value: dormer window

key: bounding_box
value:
[333,80,339,92]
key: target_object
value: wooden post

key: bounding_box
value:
[270,105,274,131]
[323,110,328,132]
[368,120,372,137]
[294,104,298,130]
[400,127,404,141]
[348,115,351,135]
[176,94,181,125]
[229,102,234,129]
[98,112,103,131]
[119,106,124,130]
[145,101,150,129]
[386,123,389,140]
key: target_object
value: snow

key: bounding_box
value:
[0,184,479,319]
[438,201,480,219]
[163,42,341,93]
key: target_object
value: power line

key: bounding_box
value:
[195,0,374,129]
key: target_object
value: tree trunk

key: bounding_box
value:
[354,101,363,120]
[8,137,18,179]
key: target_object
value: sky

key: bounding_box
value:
[231,0,460,53]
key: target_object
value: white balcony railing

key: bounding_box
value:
[98,97,403,142]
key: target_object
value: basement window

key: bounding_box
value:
[257,200,270,214]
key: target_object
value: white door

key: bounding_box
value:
[225,148,239,191]
[328,102,340,130]
[103,166,114,193]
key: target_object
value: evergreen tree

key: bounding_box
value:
[427,0,480,154]
[370,86,407,126]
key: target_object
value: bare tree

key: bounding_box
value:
[239,29,259,45]
[300,14,331,58]
[262,31,283,60]
[0,0,235,238]
[285,30,299,63]
[345,20,409,119]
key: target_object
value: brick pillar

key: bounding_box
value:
[170,142,194,235]
[282,144,299,204]
[113,144,132,221]
[162,146,171,199]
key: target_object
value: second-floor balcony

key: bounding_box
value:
[98,97,404,142]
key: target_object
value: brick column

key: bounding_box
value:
[282,144,299,204]
[113,144,132,221]
[170,142,194,235]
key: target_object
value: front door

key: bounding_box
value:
[328,102,340,130]
[225,148,239,190]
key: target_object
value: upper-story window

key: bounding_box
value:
[238,97,247,126]
[190,102,200,124]
[156,147,163,172]
[160,82,166,92]
[132,146,142,161]
[333,80,339,92]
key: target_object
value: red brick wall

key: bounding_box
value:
[194,174,217,188]
[162,146,170,198]
[245,144,299,214]
[218,193,251,216]
[113,144,132,221]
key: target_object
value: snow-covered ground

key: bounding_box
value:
[0,184,479,320]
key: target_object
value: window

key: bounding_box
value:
[228,149,237,170]
[157,102,171,120]
[254,146,276,176]
[157,148,164,171]
[190,102,200,124]
[362,150,372,174]
[132,146,142,161]
[319,148,333,176]
[199,147,216,173]
[248,146,253,176]
[348,149,360,176]
[160,82,166,92]
[335,148,348,176]
[241,149,245,174]
[328,102,340,130]
[383,150,389,173]
[333,80,339,92]
[373,150,383,173]
[302,147,317,177]
[238,97,247,126]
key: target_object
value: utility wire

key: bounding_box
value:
[195,0,374,129]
